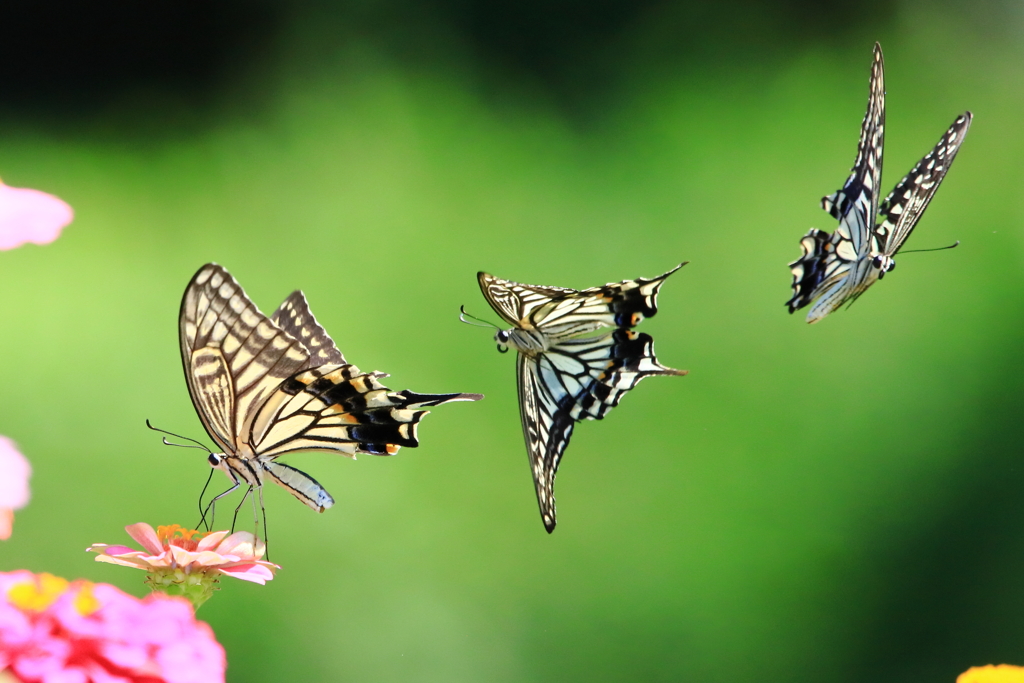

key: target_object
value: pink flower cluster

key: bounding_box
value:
[0,570,225,683]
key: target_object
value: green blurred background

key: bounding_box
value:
[1,1,1023,680]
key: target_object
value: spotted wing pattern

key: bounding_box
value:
[876,112,972,255]
[478,264,686,532]
[181,263,483,512]
[786,43,885,317]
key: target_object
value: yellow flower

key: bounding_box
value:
[958,665,1024,683]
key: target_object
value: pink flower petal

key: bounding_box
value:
[217,564,274,585]
[0,436,31,510]
[213,531,262,559]
[92,554,156,571]
[123,523,163,555]
[195,531,230,552]
[91,545,137,556]
[168,544,207,568]
[0,182,73,250]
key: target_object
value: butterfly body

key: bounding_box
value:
[786,42,971,323]
[179,263,483,516]
[476,265,686,532]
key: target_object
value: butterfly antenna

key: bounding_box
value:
[899,240,960,255]
[146,420,214,455]
[459,305,501,330]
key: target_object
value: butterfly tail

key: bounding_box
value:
[395,390,484,409]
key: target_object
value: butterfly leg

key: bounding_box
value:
[195,469,217,531]
[230,485,254,534]
[203,478,241,532]
[257,485,270,560]
[247,484,263,547]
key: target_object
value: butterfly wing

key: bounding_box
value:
[788,43,886,320]
[479,264,685,338]
[477,272,577,328]
[519,329,686,533]
[517,352,574,533]
[876,112,972,255]
[249,363,483,460]
[179,264,310,454]
[271,291,347,366]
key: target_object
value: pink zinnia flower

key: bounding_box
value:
[0,569,225,683]
[88,524,279,609]
[958,665,1024,682]
[0,437,31,541]
[0,179,73,250]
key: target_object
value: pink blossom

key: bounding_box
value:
[88,524,278,610]
[89,524,278,585]
[0,570,225,683]
[0,437,31,541]
[0,179,73,250]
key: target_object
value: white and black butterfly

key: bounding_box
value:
[786,42,972,323]
[472,265,687,532]
[177,263,483,521]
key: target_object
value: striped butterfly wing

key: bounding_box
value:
[271,291,347,366]
[477,272,577,328]
[179,264,310,454]
[479,265,686,532]
[479,264,684,340]
[261,291,483,460]
[249,363,483,461]
[876,112,972,256]
[520,330,686,532]
[788,43,886,317]
[182,264,483,513]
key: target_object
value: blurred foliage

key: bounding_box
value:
[1,1,1024,682]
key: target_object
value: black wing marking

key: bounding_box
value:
[517,352,574,534]
[789,44,886,316]
[877,112,972,255]
[536,264,685,339]
[787,43,888,322]
[250,363,483,459]
[786,229,834,313]
[271,291,347,367]
[479,264,685,339]
[517,329,685,533]
[179,264,309,453]
[821,41,885,259]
